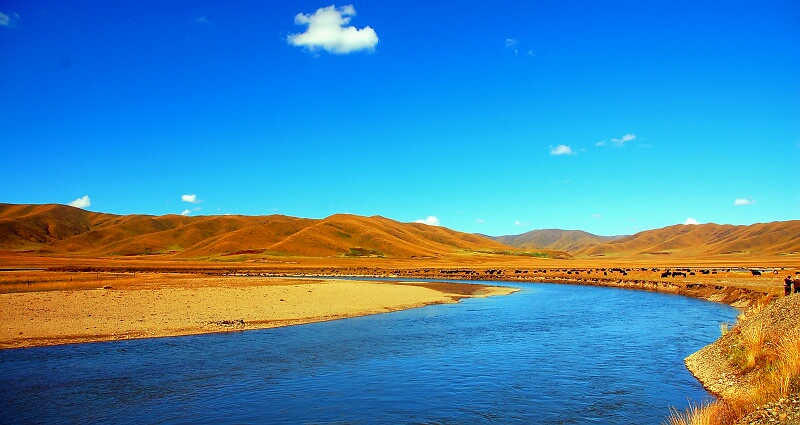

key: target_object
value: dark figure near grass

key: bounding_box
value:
[795,278,800,294]
[785,276,794,296]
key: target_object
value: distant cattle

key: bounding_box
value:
[751,270,762,276]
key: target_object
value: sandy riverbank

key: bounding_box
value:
[0,274,517,349]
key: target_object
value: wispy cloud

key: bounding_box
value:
[505,38,519,55]
[194,16,211,25]
[505,38,535,57]
[181,209,191,216]
[685,217,699,225]
[734,198,755,206]
[0,11,20,28]
[597,133,636,147]
[181,194,201,203]
[550,145,575,156]
[475,218,486,224]
[68,195,91,209]
[287,5,378,54]
[415,216,440,226]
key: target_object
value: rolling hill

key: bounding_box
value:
[575,221,800,257]
[493,222,800,258]
[490,229,621,252]
[2,203,798,260]
[0,203,515,258]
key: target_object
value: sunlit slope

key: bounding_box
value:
[0,204,511,258]
[268,214,511,257]
[0,203,104,249]
[492,229,620,252]
[576,221,800,257]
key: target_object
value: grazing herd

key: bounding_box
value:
[383,267,776,280]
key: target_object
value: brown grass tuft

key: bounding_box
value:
[665,400,740,425]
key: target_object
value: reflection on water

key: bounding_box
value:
[0,281,736,424]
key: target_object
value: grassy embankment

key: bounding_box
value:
[667,294,800,425]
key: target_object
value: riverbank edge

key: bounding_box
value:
[679,294,800,424]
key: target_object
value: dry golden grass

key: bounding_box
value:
[669,297,800,425]
[665,400,741,425]
[774,329,800,395]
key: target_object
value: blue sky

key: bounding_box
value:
[1,1,798,237]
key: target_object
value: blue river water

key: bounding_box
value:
[0,280,737,425]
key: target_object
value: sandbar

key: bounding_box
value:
[0,274,517,349]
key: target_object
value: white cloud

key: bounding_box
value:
[415,216,440,226]
[685,217,699,225]
[734,198,755,206]
[287,5,378,54]
[0,11,20,27]
[475,218,486,224]
[181,194,200,203]
[597,133,636,147]
[181,209,191,216]
[68,195,91,209]
[592,214,602,219]
[550,145,575,155]
[505,38,519,55]
[194,16,210,24]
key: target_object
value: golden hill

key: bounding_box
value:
[491,229,620,252]
[0,203,513,258]
[576,221,800,258]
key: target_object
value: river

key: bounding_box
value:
[0,280,737,424]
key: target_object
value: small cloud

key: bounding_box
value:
[613,134,636,145]
[194,16,210,24]
[181,194,201,203]
[526,49,535,57]
[68,195,91,209]
[181,209,191,216]
[475,218,486,224]
[415,216,440,226]
[597,133,636,147]
[505,38,519,55]
[0,11,20,28]
[592,214,602,219]
[514,220,522,226]
[685,217,699,225]
[287,5,378,54]
[734,198,755,206]
[550,145,575,156]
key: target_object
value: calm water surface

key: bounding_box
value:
[0,281,737,424]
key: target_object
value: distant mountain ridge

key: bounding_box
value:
[490,229,621,252]
[1,203,798,259]
[0,203,514,258]
[494,221,800,257]
[576,221,800,257]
